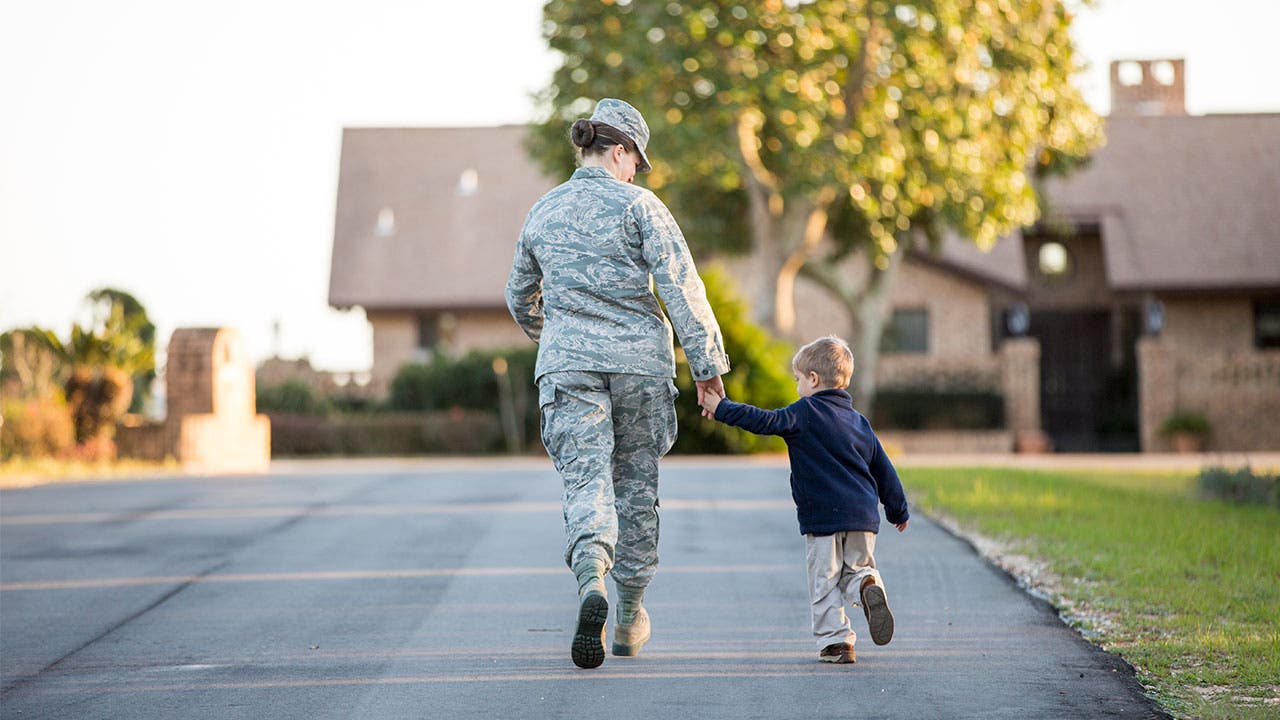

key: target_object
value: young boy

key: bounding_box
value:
[700,336,909,664]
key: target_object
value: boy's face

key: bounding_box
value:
[795,370,823,398]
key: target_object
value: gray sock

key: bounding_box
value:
[616,584,645,624]
[574,559,607,598]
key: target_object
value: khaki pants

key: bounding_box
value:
[805,531,884,649]
[538,371,678,590]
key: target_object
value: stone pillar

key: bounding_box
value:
[1000,337,1048,452]
[165,328,270,472]
[1136,336,1175,452]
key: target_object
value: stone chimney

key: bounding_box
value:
[1110,59,1186,117]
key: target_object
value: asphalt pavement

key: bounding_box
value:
[0,459,1169,719]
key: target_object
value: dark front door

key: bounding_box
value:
[1032,310,1119,452]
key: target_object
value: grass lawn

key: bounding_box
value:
[901,467,1280,720]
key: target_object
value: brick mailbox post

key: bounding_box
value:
[164,327,271,472]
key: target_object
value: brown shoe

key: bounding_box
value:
[819,642,856,663]
[860,578,894,646]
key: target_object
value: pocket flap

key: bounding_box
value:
[538,382,557,408]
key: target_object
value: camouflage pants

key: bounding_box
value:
[538,371,678,589]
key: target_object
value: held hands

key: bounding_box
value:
[695,375,726,420]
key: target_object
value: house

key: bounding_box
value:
[329,60,1280,452]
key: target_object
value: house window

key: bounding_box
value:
[417,313,440,351]
[1256,301,1280,349]
[1036,241,1072,278]
[881,309,928,354]
[376,206,396,237]
[457,168,479,197]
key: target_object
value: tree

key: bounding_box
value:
[23,288,156,445]
[671,265,794,453]
[529,0,1101,410]
[85,288,157,413]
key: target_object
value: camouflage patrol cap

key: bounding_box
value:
[590,98,652,173]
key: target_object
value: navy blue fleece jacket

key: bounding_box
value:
[714,388,909,535]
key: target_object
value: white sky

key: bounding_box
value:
[2,0,1278,372]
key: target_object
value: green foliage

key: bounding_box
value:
[1,329,63,401]
[529,0,1102,260]
[257,380,332,415]
[388,347,539,448]
[86,288,157,412]
[903,468,1280,717]
[64,365,132,443]
[268,411,502,456]
[672,266,793,453]
[1158,409,1211,438]
[1,395,76,460]
[871,387,1003,430]
[4,288,157,451]
[1196,466,1279,508]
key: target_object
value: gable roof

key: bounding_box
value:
[329,126,556,311]
[1040,113,1280,291]
[329,115,1280,313]
[917,231,1028,292]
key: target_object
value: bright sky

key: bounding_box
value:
[2,0,1278,372]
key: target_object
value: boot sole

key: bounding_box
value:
[862,585,894,646]
[571,592,608,669]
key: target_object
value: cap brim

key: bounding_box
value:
[636,148,652,173]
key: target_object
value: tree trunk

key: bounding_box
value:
[800,245,906,416]
[734,110,834,335]
[849,250,903,416]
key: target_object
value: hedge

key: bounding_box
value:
[268,410,502,456]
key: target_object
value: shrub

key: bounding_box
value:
[388,347,539,449]
[268,410,502,456]
[1196,466,1279,508]
[671,265,793,454]
[871,388,1005,430]
[1159,410,1211,438]
[1,395,76,460]
[64,365,133,443]
[257,380,331,415]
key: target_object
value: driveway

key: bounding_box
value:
[0,458,1168,719]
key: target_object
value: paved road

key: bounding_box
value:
[1,459,1167,719]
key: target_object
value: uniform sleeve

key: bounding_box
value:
[504,218,543,343]
[868,436,910,525]
[714,399,801,439]
[628,193,730,381]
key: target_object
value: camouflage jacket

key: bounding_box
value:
[505,166,730,382]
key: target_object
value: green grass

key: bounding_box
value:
[901,467,1280,719]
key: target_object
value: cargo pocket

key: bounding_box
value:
[539,381,578,473]
[661,380,679,456]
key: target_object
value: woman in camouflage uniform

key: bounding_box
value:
[506,98,730,669]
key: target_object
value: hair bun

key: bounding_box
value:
[570,119,596,147]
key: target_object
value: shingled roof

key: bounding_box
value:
[329,126,556,311]
[1042,113,1280,291]
[329,114,1280,311]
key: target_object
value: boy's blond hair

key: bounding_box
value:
[792,336,855,389]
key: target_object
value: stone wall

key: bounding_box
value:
[1138,338,1280,451]
[369,312,419,396]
